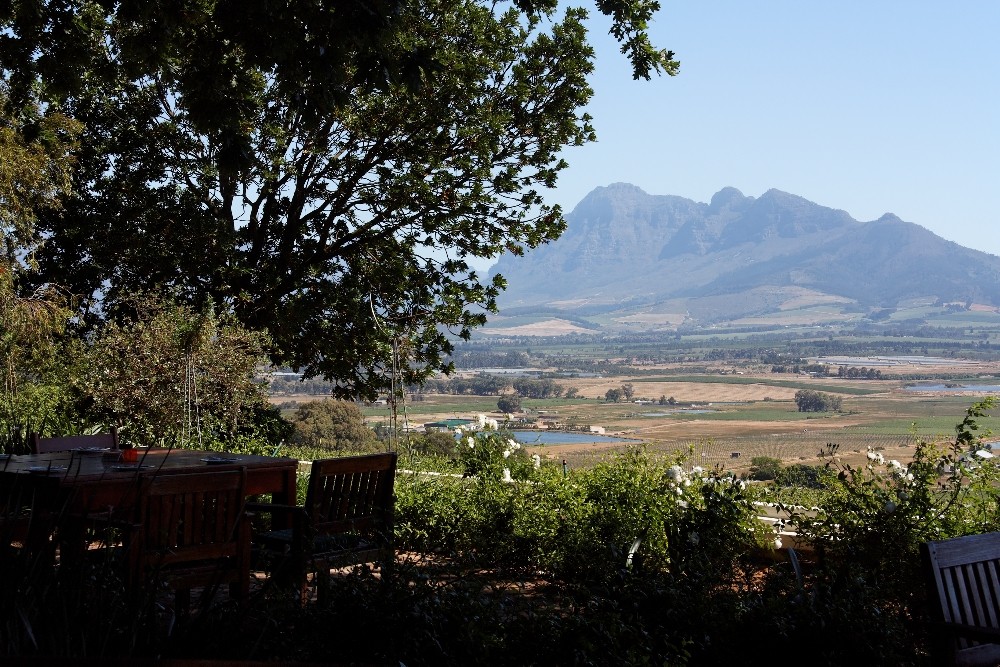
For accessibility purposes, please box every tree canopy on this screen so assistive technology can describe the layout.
[0,0,677,399]
[794,390,843,413]
[289,399,378,451]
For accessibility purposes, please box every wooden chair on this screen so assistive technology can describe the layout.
[922,532,1000,667]
[251,452,397,605]
[0,473,59,570]
[125,468,250,614]
[31,429,119,454]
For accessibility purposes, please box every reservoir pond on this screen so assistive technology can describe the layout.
[509,430,638,445]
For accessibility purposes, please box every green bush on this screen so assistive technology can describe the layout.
[397,445,768,581]
[748,455,782,481]
[455,429,535,481]
[785,397,1000,663]
[774,462,834,489]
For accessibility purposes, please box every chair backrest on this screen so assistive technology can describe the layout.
[305,452,397,536]
[130,468,248,575]
[31,430,118,454]
[922,532,1000,666]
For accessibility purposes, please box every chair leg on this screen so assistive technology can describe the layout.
[175,588,191,618]
[316,566,332,607]
[380,550,394,581]
[298,569,310,607]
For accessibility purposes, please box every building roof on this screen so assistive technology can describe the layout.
[424,419,475,429]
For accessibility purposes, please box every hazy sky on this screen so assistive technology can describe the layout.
[547,1,999,256]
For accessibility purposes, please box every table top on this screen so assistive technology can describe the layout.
[0,447,297,483]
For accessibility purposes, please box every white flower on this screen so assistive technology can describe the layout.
[691,466,704,475]
[774,537,783,550]
[666,465,683,481]
[467,437,475,449]
[884,500,897,513]
[677,499,689,509]
[675,487,684,496]
[889,459,903,470]
[532,454,541,469]
[975,449,994,459]
[502,449,511,458]
[502,468,513,483]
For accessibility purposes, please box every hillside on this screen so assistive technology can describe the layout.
[488,184,1000,332]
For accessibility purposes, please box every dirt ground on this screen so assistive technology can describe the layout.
[560,378,802,402]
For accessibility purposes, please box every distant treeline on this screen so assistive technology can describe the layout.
[450,350,532,369]
[270,372,565,399]
[417,375,564,398]
[269,375,341,395]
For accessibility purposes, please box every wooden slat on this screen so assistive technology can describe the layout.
[925,533,1000,665]
[972,562,990,627]
[986,562,1000,628]
[931,533,1000,569]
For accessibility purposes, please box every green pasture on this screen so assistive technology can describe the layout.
[634,375,885,395]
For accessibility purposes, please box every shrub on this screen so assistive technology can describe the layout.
[79,295,274,447]
[748,455,782,481]
[455,429,534,481]
[775,463,833,489]
[786,397,999,663]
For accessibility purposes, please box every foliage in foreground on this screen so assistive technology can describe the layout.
[2,401,999,665]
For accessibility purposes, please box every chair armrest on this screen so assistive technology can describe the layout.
[246,502,302,518]
[246,502,312,541]
[940,620,1000,643]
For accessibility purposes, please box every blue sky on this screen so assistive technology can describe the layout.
[545,1,999,256]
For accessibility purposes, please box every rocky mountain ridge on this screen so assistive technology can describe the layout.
[488,184,1000,331]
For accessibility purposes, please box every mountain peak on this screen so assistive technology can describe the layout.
[709,187,747,211]
[876,212,904,224]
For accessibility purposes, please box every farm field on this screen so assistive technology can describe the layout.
[279,364,1000,474]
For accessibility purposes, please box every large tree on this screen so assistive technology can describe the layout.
[0,0,677,399]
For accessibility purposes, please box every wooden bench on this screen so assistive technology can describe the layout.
[922,532,1000,666]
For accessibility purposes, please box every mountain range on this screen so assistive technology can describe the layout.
[486,184,1000,334]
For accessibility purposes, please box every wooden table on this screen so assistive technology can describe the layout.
[0,447,298,527]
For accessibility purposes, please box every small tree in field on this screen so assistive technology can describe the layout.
[794,389,843,412]
[497,394,522,414]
